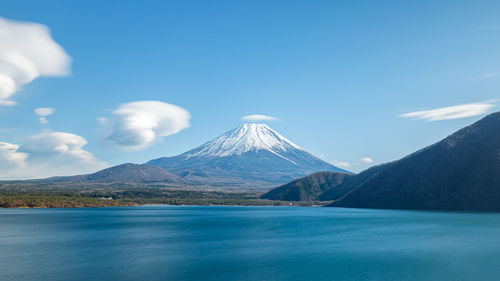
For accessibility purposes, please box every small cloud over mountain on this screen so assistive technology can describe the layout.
[336,162,351,168]
[105,101,191,149]
[0,17,71,106]
[241,114,278,122]
[332,157,374,171]
[359,157,373,164]
[399,101,495,121]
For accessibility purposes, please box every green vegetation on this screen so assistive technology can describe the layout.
[0,195,137,208]
[0,184,316,208]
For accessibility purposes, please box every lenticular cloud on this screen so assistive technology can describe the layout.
[0,17,71,105]
[0,131,107,179]
[107,101,191,148]
[241,114,278,122]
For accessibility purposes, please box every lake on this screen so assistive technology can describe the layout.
[1,206,500,281]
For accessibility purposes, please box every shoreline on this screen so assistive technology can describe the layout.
[0,202,321,209]
[0,187,328,208]
[0,201,324,209]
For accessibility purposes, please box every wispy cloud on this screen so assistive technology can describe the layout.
[105,101,191,149]
[241,114,278,122]
[480,73,497,78]
[0,17,71,106]
[399,101,496,121]
[0,100,16,106]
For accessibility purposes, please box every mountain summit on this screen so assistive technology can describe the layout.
[146,123,349,189]
[183,123,303,161]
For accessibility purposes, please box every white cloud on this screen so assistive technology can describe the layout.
[399,101,496,121]
[0,131,106,179]
[34,107,55,124]
[480,73,497,78]
[0,17,71,105]
[359,157,373,164]
[106,101,191,148]
[336,162,351,168]
[241,114,278,122]
[0,141,28,170]
[34,107,55,116]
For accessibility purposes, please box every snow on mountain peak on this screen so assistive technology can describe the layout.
[183,123,303,159]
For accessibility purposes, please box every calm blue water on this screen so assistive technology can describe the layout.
[1,206,500,281]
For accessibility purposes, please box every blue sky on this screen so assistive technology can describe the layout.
[0,0,499,178]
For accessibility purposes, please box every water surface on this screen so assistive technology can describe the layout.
[1,206,499,281]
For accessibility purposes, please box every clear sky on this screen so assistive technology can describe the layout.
[0,0,499,178]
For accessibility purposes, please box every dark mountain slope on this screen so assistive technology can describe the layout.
[329,112,500,211]
[319,163,393,201]
[261,172,354,201]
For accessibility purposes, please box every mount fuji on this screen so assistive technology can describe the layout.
[146,123,349,189]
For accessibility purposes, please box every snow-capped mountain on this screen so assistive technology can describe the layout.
[184,124,302,161]
[146,123,350,190]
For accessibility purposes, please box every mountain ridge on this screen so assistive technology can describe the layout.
[45,163,186,183]
[261,171,355,201]
[327,111,500,211]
